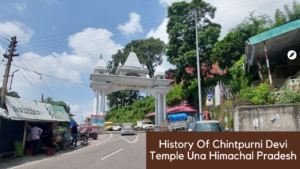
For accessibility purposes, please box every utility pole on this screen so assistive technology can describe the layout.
[0,36,19,108]
[195,12,203,121]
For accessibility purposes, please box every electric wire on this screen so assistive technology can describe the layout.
[17,0,284,43]
[18,0,294,53]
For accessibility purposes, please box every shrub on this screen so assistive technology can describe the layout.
[251,80,274,105]
[276,89,300,105]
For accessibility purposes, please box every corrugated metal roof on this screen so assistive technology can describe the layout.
[249,19,300,45]
[2,96,69,122]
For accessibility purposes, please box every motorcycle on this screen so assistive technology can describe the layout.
[78,130,89,143]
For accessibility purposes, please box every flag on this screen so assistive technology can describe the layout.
[41,94,44,102]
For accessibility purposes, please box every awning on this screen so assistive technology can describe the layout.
[1,96,70,122]
[167,113,188,122]
[51,105,71,122]
[245,19,300,72]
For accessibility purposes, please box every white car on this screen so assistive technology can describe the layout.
[112,124,122,131]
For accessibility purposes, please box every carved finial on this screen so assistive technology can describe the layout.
[131,46,133,52]
[100,54,102,59]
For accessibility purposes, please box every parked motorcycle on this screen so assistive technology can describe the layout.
[78,131,89,143]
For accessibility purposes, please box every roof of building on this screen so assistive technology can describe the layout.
[245,19,300,72]
[123,52,143,70]
[144,105,197,117]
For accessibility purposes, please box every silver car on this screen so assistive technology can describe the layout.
[188,120,225,132]
[121,123,135,135]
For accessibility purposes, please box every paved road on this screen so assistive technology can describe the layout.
[2,132,146,169]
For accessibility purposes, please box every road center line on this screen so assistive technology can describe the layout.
[100,148,124,160]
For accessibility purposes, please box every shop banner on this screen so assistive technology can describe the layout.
[206,93,213,107]
[4,96,57,121]
[90,115,105,126]
[51,105,71,122]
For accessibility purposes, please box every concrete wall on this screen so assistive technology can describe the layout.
[234,104,300,131]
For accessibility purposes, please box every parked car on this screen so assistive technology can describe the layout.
[113,124,122,131]
[188,120,225,132]
[186,120,197,131]
[121,123,135,135]
[87,129,98,140]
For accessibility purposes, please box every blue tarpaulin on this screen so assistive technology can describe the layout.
[168,113,188,122]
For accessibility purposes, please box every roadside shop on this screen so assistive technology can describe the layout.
[0,96,71,161]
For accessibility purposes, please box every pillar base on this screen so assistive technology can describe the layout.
[154,126,161,131]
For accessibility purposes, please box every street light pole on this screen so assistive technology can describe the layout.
[195,12,203,121]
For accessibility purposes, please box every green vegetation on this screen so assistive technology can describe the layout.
[0,87,21,98]
[276,89,300,105]
[165,0,221,85]
[105,96,155,124]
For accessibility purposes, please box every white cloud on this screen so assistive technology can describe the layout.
[68,28,123,63]
[147,18,169,44]
[159,0,191,7]
[0,21,34,44]
[70,104,80,112]
[0,23,123,121]
[13,3,26,13]
[117,12,144,36]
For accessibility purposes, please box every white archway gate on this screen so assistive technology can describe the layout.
[89,51,173,129]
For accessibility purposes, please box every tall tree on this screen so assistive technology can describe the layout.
[165,0,221,86]
[273,0,300,27]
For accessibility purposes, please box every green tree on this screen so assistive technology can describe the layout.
[273,0,300,27]
[165,0,221,85]
[0,87,20,98]
[44,97,54,104]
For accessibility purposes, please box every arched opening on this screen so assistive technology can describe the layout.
[125,72,140,77]
[105,89,155,125]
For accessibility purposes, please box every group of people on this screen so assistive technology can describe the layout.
[25,122,80,156]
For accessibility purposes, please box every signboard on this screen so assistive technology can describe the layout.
[51,105,71,122]
[4,96,57,121]
[118,84,147,90]
[206,93,213,107]
[90,115,105,126]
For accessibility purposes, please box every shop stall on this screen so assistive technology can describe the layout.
[0,96,71,160]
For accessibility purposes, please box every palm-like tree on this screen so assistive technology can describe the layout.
[44,97,54,104]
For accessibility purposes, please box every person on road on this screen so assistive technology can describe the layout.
[31,124,43,156]
[70,122,78,147]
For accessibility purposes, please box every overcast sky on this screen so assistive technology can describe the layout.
[0,0,295,122]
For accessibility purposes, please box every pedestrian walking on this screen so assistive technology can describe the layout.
[70,122,78,147]
[30,124,43,156]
